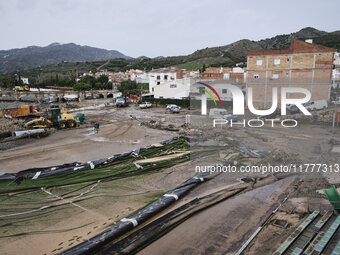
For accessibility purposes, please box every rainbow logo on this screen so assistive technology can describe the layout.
[198,82,223,107]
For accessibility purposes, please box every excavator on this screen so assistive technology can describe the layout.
[23,107,77,129]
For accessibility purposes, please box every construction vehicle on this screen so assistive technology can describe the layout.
[0,105,42,118]
[116,97,129,107]
[13,85,29,92]
[23,107,77,129]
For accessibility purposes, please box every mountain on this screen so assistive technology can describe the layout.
[0,43,130,73]
[9,27,340,77]
[179,27,334,66]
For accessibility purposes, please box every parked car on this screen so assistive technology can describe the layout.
[166,104,181,110]
[287,104,300,114]
[259,108,281,119]
[139,102,152,109]
[169,105,181,113]
[303,100,328,111]
[116,97,129,107]
[208,108,238,121]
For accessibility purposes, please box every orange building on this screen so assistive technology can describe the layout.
[200,67,232,80]
[247,40,335,108]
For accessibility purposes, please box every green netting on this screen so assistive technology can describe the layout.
[323,185,340,212]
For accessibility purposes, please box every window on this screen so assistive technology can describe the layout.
[286,72,289,77]
[274,58,280,65]
[152,88,154,92]
[157,75,160,80]
[256,59,263,66]
[254,74,259,79]
[272,73,279,79]
[170,84,177,88]
[222,89,228,94]
[157,81,160,85]
[170,77,174,80]
[164,75,168,80]
[286,58,290,62]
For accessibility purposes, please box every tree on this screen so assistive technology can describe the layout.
[118,80,139,96]
[202,64,206,73]
[73,82,91,91]
[0,74,15,88]
[94,82,104,90]
[106,81,113,90]
[79,75,96,88]
[97,75,109,84]
[91,67,97,75]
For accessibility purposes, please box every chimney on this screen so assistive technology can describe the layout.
[305,39,313,44]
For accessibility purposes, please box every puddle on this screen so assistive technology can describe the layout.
[90,137,109,142]
[83,128,97,136]
[81,108,116,115]
[246,180,283,202]
[331,146,340,153]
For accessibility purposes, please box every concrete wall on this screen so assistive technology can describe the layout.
[149,71,177,93]
[247,50,334,108]
[154,78,194,99]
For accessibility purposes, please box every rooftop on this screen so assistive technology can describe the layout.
[248,40,336,56]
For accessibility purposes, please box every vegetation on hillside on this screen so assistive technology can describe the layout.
[1,27,339,89]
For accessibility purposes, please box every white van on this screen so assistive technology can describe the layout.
[303,100,328,111]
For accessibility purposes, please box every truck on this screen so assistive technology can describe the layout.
[23,107,77,129]
[0,105,42,118]
[116,97,129,107]
[13,85,29,92]
[303,100,328,111]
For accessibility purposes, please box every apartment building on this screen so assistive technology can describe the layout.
[247,40,335,108]
[200,66,246,83]
[200,67,232,80]
[332,52,340,89]
[153,77,195,99]
[125,69,149,83]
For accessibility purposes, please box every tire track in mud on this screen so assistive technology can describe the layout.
[0,122,133,169]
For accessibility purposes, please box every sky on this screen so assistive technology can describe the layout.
[0,0,339,58]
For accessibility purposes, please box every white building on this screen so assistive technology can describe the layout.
[333,53,340,89]
[21,77,29,84]
[191,81,245,102]
[148,68,180,94]
[154,77,195,99]
[334,52,340,66]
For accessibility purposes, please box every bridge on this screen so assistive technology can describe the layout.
[0,89,120,102]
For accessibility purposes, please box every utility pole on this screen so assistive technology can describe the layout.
[333,101,338,134]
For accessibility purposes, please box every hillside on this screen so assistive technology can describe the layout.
[178,27,333,67]
[0,43,130,73]
[7,27,340,80]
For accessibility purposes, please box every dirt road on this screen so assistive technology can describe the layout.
[0,101,185,173]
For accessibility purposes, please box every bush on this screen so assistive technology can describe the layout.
[73,82,91,91]
[118,80,139,96]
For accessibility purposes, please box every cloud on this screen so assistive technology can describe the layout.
[0,0,338,57]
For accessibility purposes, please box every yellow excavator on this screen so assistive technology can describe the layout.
[23,107,77,129]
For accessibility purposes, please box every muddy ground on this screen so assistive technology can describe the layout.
[0,98,339,255]
[0,99,187,173]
